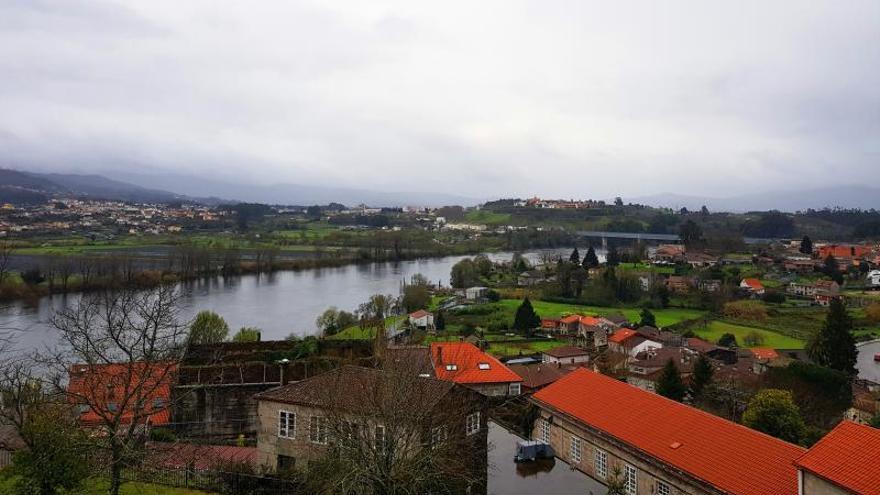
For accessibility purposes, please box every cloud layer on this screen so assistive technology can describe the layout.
[2,0,878,199]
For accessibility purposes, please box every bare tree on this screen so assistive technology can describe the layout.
[45,285,188,495]
[299,361,488,494]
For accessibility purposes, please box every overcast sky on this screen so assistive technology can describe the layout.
[1,0,878,199]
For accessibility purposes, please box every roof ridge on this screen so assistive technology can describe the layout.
[548,368,806,451]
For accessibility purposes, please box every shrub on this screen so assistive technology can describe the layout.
[743,331,765,347]
[149,428,177,443]
[723,300,768,322]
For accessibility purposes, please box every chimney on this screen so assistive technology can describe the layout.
[437,346,443,364]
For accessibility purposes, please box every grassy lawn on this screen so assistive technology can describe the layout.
[463,210,511,225]
[692,321,806,349]
[485,339,566,357]
[495,299,706,328]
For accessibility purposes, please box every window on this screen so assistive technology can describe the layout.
[569,436,582,463]
[445,364,458,371]
[278,410,295,439]
[657,481,670,495]
[539,419,551,443]
[466,412,481,436]
[277,455,295,471]
[624,464,637,495]
[509,382,521,395]
[375,425,386,454]
[594,449,607,479]
[478,363,490,370]
[309,416,328,444]
[431,425,448,448]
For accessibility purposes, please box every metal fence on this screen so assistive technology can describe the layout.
[123,465,301,495]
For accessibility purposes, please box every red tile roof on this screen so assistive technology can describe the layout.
[608,328,637,344]
[408,309,431,318]
[750,348,780,360]
[68,362,176,427]
[541,318,560,329]
[579,316,601,326]
[741,278,764,290]
[532,369,805,495]
[795,421,880,494]
[560,315,581,324]
[542,346,589,359]
[430,342,521,385]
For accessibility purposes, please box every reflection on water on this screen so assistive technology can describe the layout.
[1,250,578,352]
[488,422,605,495]
[515,458,556,477]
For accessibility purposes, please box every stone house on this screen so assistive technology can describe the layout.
[530,369,806,495]
[254,365,488,488]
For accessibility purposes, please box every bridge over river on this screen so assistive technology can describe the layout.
[575,230,779,246]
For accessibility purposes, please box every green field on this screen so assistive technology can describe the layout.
[463,210,512,225]
[494,299,706,328]
[692,321,806,349]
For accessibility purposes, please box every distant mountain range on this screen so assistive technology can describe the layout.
[0,168,482,207]
[104,171,482,207]
[0,168,225,205]
[631,186,880,213]
[3,166,876,211]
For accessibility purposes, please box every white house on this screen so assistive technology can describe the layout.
[465,287,489,301]
[629,338,663,358]
[541,346,590,365]
[867,270,880,287]
[408,310,434,330]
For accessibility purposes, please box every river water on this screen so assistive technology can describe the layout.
[0,249,573,353]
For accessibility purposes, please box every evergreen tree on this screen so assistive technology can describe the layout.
[583,246,600,269]
[679,219,703,247]
[606,247,620,267]
[823,255,844,284]
[807,298,857,375]
[638,308,656,328]
[656,359,687,402]
[512,297,541,333]
[717,333,738,348]
[690,354,714,400]
[435,310,446,331]
[569,247,580,265]
[799,235,813,255]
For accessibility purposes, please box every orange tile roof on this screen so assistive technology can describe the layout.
[430,342,521,385]
[560,314,581,324]
[532,369,805,495]
[408,309,430,318]
[795,421,880,494]
[608,328,637,344]
[68,362,176,427]
[742,278,764,290]
[750,348,780,360]
[579,316,601,326]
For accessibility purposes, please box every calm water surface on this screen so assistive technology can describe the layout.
[1,250,575,353]
[488,422,605,495]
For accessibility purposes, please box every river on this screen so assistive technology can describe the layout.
[0,249,576,353]
[857,340,880,383]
